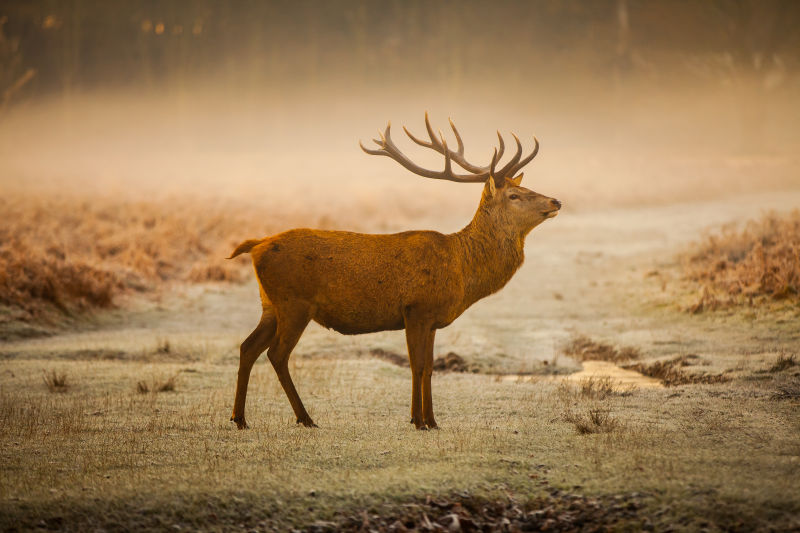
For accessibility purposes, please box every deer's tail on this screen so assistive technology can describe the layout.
[227,239,263,259]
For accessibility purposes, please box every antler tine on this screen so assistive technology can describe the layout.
[495,131,505,161]
[441,134,453,177]
[507,136,539,177]
[493,132,523,181]
[447,117,465,156]
[403,125,432,149]
[490,147,499,178]
[424,112,439,148]
[403,112,438,149]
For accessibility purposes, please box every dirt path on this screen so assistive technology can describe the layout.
[3,190,799,375]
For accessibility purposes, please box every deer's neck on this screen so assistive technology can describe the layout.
[455,208,525,307]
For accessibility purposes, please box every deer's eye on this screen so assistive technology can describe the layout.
[509,194,520,200]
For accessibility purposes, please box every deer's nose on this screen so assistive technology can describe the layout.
[550,198,562,209]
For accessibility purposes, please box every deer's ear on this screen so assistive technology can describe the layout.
[484,176,497,198]
[510,173,524,186]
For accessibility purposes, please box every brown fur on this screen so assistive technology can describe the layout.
[230,176,560,430]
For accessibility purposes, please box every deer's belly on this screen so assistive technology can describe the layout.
[311,296,464,335]
[313,307,405,335]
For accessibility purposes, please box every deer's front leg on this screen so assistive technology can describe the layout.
[421,328,437,429]
[404,315,434,430]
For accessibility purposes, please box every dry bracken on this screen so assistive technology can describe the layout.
[683,210,800,311]
[0,193,326,316]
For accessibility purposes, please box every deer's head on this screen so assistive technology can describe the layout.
[361,112,560,236]
[479,174,561,237]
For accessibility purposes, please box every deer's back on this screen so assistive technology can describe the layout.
[250,229,466,334]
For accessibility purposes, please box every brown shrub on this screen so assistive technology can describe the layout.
[0,243,120,312]
[683,210,800,311]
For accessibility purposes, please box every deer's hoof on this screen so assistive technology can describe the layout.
[297,418,318,428]
[231,416,249,430]
[412,419,427,430]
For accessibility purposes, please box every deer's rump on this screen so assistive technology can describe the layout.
[249,228,464,334]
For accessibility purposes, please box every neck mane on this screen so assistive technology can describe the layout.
[454,203,525,308]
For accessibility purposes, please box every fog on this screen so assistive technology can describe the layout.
[2,0,799,233]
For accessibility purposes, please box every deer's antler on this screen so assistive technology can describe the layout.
[360,113,539,185]
[360,121,489,183]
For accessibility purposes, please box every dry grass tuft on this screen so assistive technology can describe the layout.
[42,369,69,392]
[579,376,636,399]
[136,374,179,394]
[0,192,330,317]
[624,356,729,386]
[683,210,800,312]
[561,335,641,363]
[155,375,178,392]
[769,353,797,373]
[156,339,171,355]
[563,407,619,434]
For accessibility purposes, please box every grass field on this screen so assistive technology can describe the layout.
[1,347,798,531]
[2,193,799,531]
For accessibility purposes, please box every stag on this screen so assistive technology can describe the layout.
[229,113,560,430]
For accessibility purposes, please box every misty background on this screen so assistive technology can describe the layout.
[1,0,799,233]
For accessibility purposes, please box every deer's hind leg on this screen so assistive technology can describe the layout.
[231,306,277,429]
[267,302,315,427]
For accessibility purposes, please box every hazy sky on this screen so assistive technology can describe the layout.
[2,0,798,230]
